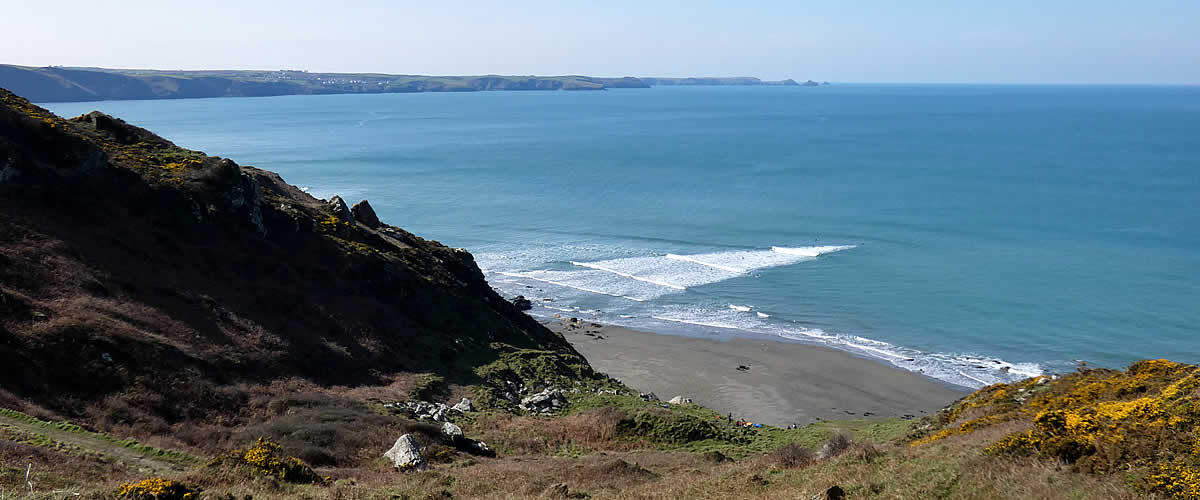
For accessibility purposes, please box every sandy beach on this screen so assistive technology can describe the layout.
[549,319,969,427]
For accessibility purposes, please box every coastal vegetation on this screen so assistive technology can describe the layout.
[0,87,1191,498]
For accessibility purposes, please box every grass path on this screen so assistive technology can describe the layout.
[0,409,201,475]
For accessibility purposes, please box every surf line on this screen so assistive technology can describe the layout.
[569,262,687,290]
[494,272,648,302]
[664,253,746,274]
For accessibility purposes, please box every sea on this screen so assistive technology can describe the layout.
[44,84,1200,390]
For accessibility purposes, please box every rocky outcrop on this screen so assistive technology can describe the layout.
[520,388,567,414]
[384,434,424,470]
[328,195,353,222]
[351,199,381,228]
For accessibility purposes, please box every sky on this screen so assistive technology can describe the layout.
[2,1,1198,84]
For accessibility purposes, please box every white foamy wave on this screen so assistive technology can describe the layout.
[729,304,752,312]
[570,261,688,290]
[495,271,649,302]
[771,245,857,257]
[625,303,1041,389]
[559,245,856,298]
[756,312,770,318]
[665,253,746,273]
[651,315,743,330]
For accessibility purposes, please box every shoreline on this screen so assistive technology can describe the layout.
[549,318,970,427]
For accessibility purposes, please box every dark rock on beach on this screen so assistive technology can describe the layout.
[511,295,533,311]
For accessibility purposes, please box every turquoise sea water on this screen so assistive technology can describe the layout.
[45,85,1200,389]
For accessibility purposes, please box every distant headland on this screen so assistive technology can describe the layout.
[0,64,824,103]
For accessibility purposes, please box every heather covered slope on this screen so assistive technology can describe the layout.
[0,87,597,425]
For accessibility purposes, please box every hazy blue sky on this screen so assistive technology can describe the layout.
[3,1,1198,83]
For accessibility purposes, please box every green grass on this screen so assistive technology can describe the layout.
[0,408,201,466]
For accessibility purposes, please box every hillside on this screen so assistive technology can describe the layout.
[0,86,607,426]
[1,87,1193,499]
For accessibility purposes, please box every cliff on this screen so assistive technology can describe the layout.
[0,65,652,102]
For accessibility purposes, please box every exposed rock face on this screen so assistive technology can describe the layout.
[384,434,424,470]
[351,199,381,228]
[668,395,693,405]
[328,195,353,222]
[511,295,533,311]
[520,388,567,414]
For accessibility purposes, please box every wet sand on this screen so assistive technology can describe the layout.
[549,320,969,427]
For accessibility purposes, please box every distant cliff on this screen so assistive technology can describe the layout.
[0,65,822,103]
[0,65,654,102]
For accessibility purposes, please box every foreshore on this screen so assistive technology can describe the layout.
[548,319,969,427]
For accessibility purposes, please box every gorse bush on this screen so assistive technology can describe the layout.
[223,438,324,484]
[116,478,196,500]
[910,359,1200,497]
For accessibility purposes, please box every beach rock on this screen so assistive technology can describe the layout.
[384,434,424,470]
[441,422,464,442]
[668,395,692,405]
[451,398,475,412]
[351,199,381,227]
[640,392,660,402]
[520,388,567,413]
[511,295,533,311]
[327,195,354,222]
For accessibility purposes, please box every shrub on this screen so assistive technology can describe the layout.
[223,438,324,484]
[116,478,197,500]
[768,443,816,469]
[614,408,730,444]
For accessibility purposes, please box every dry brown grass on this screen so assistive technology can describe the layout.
[471,407,632,455]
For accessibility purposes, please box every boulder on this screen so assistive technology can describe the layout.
[668,395,692,405]
[351,199,381,228]
[639,392,659,402]
[327,195,354,222]
[511,295,533,311]
[520,388,567,413]
[451,398,475,413]
[384,434,424,470]
[441,422,464,442]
